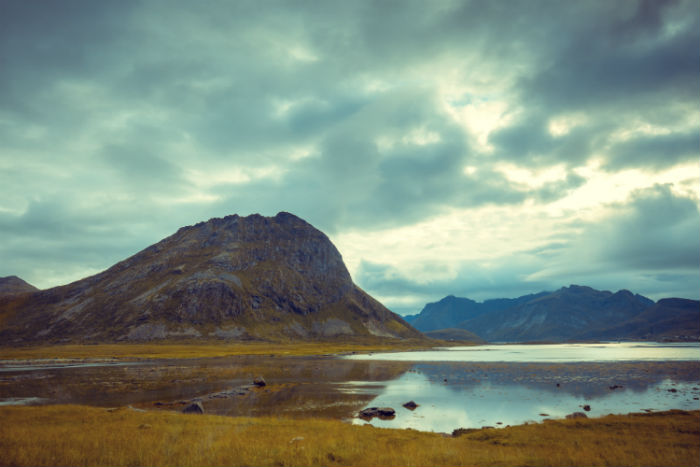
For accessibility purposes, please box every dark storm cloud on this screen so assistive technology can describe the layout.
[489,0,699,170]
[0,0,697,300]
[604,131,700,171]
[592,185,700,270]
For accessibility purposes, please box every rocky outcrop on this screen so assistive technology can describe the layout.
[0,212,421,343]
[358,407,396,420]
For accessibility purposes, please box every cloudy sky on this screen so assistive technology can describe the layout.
[1,0,698,314]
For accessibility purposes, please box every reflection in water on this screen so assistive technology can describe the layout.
[352,363,700,432]
[0,356,412,419]
[1,347,698,434]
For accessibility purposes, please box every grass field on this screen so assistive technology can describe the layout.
[0,339,442,361]
[0,405,697,467]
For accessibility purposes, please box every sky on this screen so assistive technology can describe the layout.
[1,0,698,315]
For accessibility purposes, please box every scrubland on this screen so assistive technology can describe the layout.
[0,405,697,467]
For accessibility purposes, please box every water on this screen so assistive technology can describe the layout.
[348,365,699,432]
[345,342,700,363]
[344,342,700,432]
[1,343,697,434]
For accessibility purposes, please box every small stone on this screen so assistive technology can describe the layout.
[253,377,266,387]
[182,401,204,414]
[402,400,419,410]
[583,404,591,411]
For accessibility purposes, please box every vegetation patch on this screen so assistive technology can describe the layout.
[0,338,440,361]
[0,405,697,467]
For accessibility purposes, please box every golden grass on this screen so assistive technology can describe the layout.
[1,405,697,467]
[0,339,439,361]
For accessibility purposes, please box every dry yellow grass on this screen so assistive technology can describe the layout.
[0,339,439,361]
[0,405,697,467]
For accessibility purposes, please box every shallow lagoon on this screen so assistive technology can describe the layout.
[346,342,700,431]
[1,343,698,433]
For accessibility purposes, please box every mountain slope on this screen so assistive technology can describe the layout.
[575,298,700,341]
[0,212,420,343]
[0,276,38,295]
[461,286,654,342]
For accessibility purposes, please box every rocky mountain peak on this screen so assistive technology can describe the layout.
[0,213,419,343]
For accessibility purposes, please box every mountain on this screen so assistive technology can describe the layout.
[575,298,700,341]
[409,285,698,342]
[407,292,548,332]
[423,328,486,343]
[0,212,420,343]
[0,276,38,295]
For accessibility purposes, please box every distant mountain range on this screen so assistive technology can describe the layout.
[404,285,699,342]
[0,212,419,343]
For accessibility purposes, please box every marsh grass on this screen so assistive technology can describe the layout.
[1,405,697,467]
[0,339,438,361]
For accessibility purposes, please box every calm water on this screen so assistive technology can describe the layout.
[344,342,700,432]
[1,343,698,433]
[345,342,700,362]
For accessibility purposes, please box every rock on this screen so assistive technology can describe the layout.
[182,401,204,414]
[583,404,591,411]
[539,413,549,416]
[609,385,623,390]
[566,412,588,419]
[402,400,419,410]
[253,377,266,387]
[668,388,678,393]
[358,407,395,420]
[452,428,478,437]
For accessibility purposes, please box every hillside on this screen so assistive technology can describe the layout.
[0,212,420,343]
[0,276,38,295]
[409,286,698,342]
[575,298,700,341]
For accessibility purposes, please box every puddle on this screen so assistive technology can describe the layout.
[0,396,45,406]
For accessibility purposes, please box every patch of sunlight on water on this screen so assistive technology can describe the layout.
[345,342,700,362]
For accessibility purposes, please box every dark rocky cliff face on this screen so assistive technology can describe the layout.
[0,212,420,343]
